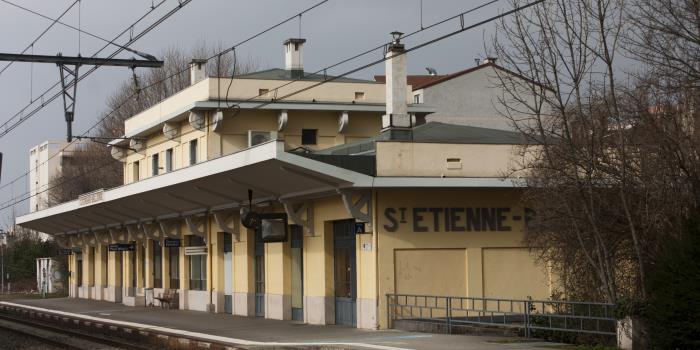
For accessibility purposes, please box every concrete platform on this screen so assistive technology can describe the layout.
[3,298,557,350]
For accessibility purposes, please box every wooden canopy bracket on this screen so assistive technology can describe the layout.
[184,215,207,241]
[159,219,181,239]
[213,210,240,242]
[281,200,315,236]
[108,227,129,244]
[141,221,164,241]
[338,189,372,224]
[54,235,70,248]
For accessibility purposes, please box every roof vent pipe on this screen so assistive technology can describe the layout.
[381,31,412,140]
[190,58,207,85]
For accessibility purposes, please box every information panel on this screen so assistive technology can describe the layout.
[108,243,136,252]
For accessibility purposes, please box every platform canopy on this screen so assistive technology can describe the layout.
[16,141,373,236]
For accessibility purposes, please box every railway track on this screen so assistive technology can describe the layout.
[0,313,157,350]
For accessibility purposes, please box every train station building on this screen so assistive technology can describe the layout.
[16,36,552,329]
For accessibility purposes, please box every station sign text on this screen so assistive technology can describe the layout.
[383,206,533,233]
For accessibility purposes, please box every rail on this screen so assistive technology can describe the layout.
[386,293,616,337]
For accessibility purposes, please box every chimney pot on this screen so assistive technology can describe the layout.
[189,58,207,85]
[284,38,306,76]
[483,57,497,64]
[382,31,411,139]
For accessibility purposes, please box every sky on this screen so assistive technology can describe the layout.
[0,0,506,226]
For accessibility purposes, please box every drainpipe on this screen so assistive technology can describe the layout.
[208,221,214,312]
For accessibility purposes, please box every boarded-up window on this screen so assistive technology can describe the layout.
[394,249,466,296]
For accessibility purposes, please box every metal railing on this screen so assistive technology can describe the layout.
[387,294,616,337]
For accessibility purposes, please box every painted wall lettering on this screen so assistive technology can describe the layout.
[384,207,398,232]
[382,206,533,233]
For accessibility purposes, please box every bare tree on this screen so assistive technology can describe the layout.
[49,43,260,204]
[489,0,696,306]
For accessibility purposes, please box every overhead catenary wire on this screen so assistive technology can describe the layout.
[0,0,189,194]
[0,0,79,78]
[0,0,175,140]
[0,0,163,61]
[0,0,542,215]
[0,0,332,204]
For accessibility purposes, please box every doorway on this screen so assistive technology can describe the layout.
[254,227,265,317]
[223,233,233,314]
[333,219,357,326]
[76,252,83,293]
[115,251,122,303]
[129,247,136,297]
[291,226,304,321]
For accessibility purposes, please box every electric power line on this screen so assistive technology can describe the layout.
[0,0,542,214]
[0,0,176,139]
[0,0,332,203]
[0,0,166,61]
[0,0,79,78]
[0,0,189,194]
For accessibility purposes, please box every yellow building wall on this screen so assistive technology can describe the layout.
[376,188,551,329]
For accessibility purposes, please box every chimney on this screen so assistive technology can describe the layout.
[381,31,412,140]
[483,57,497,65]
[284,38,306,79]
[190,58,207,85]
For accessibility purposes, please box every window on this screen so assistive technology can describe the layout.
[152,153,159,176]
[188,235,207,291]
[258,88,270,97]
[132,161,140,182]
[169,246,179,289]
[301,129,317,145]
[165,148,173,172]
[189,139,198,165]
[354,91,365,100]
[413,93,422,104]
[153,240,162,289]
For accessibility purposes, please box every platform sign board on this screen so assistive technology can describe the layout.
[57,248,73,256]
[108,243,135,252]
[354,222,367,234]
[164,238,181,247]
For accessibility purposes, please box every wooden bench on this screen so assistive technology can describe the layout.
[154,289,176,309]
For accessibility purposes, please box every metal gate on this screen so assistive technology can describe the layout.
[224,233,233,314]
[334,220,357,326]
[255,227,265,317]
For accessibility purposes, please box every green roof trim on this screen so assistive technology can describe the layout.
[316,122,537,156]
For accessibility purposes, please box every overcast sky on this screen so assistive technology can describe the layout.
[0,0,505,225]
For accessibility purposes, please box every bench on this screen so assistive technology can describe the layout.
[154,289,176,309]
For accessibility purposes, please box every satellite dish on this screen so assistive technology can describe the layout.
[240,189,261,229]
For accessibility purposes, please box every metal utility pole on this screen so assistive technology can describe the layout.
[0,230,5,295]
[0,53,164,141]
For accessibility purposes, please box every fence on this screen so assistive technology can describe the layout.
[386,293,616,337]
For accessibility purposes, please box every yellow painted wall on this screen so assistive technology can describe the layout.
[375,142,537,178]
[482,248,549,299]
[233,228,255,294]
[376,188,550,328]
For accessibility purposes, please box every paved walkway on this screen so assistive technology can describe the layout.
[4,298,559,350]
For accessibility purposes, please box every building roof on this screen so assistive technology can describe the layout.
[315,121,534,156]
[235,68,375,83]
[375,63,554,92]
[373,74,446,88]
